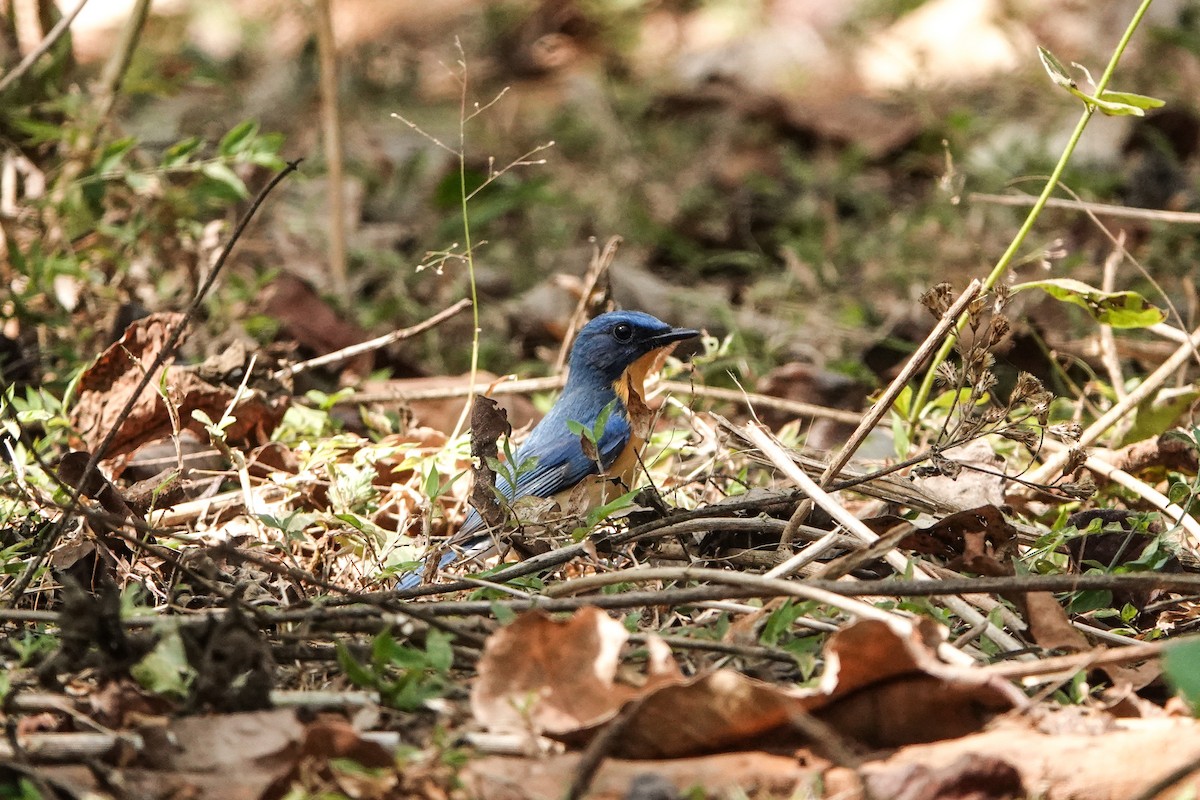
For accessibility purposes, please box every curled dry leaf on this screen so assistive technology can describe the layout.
[470,395,513,530]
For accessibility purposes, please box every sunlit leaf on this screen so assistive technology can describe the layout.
[1012,278,1165,328]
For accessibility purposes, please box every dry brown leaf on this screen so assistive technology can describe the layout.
[470,396,513,530]
[471,607,684,740]
[71,320,289,459]
[828,719,1200,800]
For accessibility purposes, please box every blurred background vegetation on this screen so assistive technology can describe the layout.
[2,0,1198,399]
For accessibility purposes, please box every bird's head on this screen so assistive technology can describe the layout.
[568,311,699,387]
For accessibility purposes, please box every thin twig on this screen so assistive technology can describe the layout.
[970,191,1200,225]
[337,376,866,425]
[0,0,91,95]
[744,422,1028,657]
[271,298,472,380]
[1043,439,1200,545]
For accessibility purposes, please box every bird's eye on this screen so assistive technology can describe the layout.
[612,322,634,342]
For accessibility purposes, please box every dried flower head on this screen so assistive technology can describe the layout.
[1009,372,1045,404]
[1059,475,1096,500]
[1061,447,1088,478]
[1049,422,1082,443]
[934,361,960,387]
[920,283,954,317]
[987,314,1011,348]
[993,284,1012,313]
[1000,425,1041,448]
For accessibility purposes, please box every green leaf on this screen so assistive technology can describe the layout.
[335,641,379,689]
[424,629,454,673]
[1071,86,1149,117]
[131,626,196,699]
[94,136,137,175]
[1037,46,1076,88]
[219,120,259,156]
[200,161,248,198]
[1164,638,1200,713]
[585,488,640,527]
[1095,90,1165,111]
[1012,279,1165,328]
[162,136,202,168]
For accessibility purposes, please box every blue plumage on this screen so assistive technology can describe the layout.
[399,310,698,588]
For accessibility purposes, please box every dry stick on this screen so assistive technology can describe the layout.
[9,570,1197,628]
[337,376,864,425]
[271,297,472,380]
[555,236,621,373]
[1098,236,1129,402]
[0,0,91,94]
[312,0,349,304]
[1027,323,1200,487]
[777,280,982,553]
[2,162,301,607]
[742,422,1029,657]
[361,571,1200,622]
[969,192,1200,225]
[1128,754,1200,800]
[547,566,912,626]
[660,381,864,425]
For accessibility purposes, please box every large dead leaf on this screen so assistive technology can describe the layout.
[472,607,683,738]
[71,318,290,459]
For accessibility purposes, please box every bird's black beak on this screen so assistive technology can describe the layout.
[647,326,700,349]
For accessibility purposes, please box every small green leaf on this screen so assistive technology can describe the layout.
[1076,87,1148,117]
[335,641,378,688]
[1164,638,1200,713]
[1037,46,1075,88]
[1095,90,1165,111]
[585,488,640,527]
[1012,278,1165,328]
[219,120,259,156]
[94,136,137,175]
[131,626,196,699]
[162,136,202,168]
[200,161,248,198]
[425,629,454,673]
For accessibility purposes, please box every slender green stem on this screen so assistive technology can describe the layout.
[450,44,481,444]
[909,0,1155,429]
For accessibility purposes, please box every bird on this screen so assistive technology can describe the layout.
[400,310,700,588]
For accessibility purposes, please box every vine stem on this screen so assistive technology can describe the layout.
[909,0,1156,428]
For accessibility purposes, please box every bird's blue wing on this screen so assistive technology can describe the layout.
[398,400,633,588]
